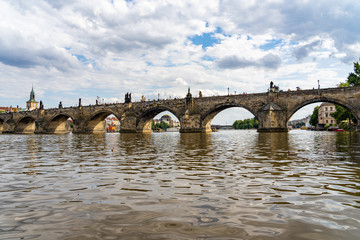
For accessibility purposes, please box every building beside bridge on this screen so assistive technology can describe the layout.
[0,106,24,113]
[159,114,173,127]
[105,116,120,132]
[318,102,337,126]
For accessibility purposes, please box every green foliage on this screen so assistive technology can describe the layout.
[309,106,319,126]
[331,59,360,126]
[337,59,360,87]
[331,105,356,124]
[233,117,259,129]
[292,122,305,128]
[337,82,350,87]
[152,120,171,131]
[298,122,305,128]
[347,60,360,86]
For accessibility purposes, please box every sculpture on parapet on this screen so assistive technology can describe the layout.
[141,95,146,102]
[39,100,44,110]
[125,92,132,103]
[59,101,63,109]
[269,81,279,93]
[199,91,203,98]
[186,87,192,98]
[186,87,193,107]
[79,98,82,107]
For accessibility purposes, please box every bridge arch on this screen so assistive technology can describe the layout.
[288,97,360,123]
[201,103,257,132]
[47,114,74,133]
[136,106,181,133]
[15,116,36,133]
[86,110,122,133]
[3,119,15,133]
[0,118,3,133]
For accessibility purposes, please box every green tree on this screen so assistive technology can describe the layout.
[347,60,360,86]
[158,121,170,130]
[233,117,259,129]
[330,59,360,125]
[309,106,319,126]
[152,120,171,131]
[331,104,356,124]
[295,122,305,128]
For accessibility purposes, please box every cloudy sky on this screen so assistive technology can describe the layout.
[1,0,359,123]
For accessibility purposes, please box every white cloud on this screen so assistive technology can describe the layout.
[0,0,359,123]
[175,77,188,86]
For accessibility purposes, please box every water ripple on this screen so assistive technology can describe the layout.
[0,131,360,239]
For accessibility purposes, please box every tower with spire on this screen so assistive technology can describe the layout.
[26,86,39,110]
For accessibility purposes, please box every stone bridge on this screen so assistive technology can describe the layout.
[1,86,360,134]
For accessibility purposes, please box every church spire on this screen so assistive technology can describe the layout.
[30,85,35,101]
[26,85,38,110]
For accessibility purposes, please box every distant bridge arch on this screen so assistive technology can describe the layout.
[287,97,360,123]
[47,113,74,133]
[3,119,15,133]
[201,102,257,132]
[86,110,122,133]
[15,116,36,133]
[136,106,182,133]
[0,119,3,133]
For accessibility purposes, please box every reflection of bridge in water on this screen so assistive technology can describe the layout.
[1,86,360,134]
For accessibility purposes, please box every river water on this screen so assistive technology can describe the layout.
[0,130,360,240]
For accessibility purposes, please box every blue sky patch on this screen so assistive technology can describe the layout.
[260,39,283,50]
[189,27,223,49]
[202,55,215,61]
[75,54,89,64]
[74,54,100,71]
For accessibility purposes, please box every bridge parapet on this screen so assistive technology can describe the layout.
[1,86,360,134]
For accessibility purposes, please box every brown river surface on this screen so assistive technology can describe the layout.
[1,130,360,240]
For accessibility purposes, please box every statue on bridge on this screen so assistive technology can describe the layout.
[125,92,132,103]
[79,98,82,107]
[186,87,193,108]
[39,100,44,110]
[59,101,63,109]
[269,81,280,93]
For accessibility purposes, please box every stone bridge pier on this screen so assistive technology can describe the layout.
[257,104,288,132]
